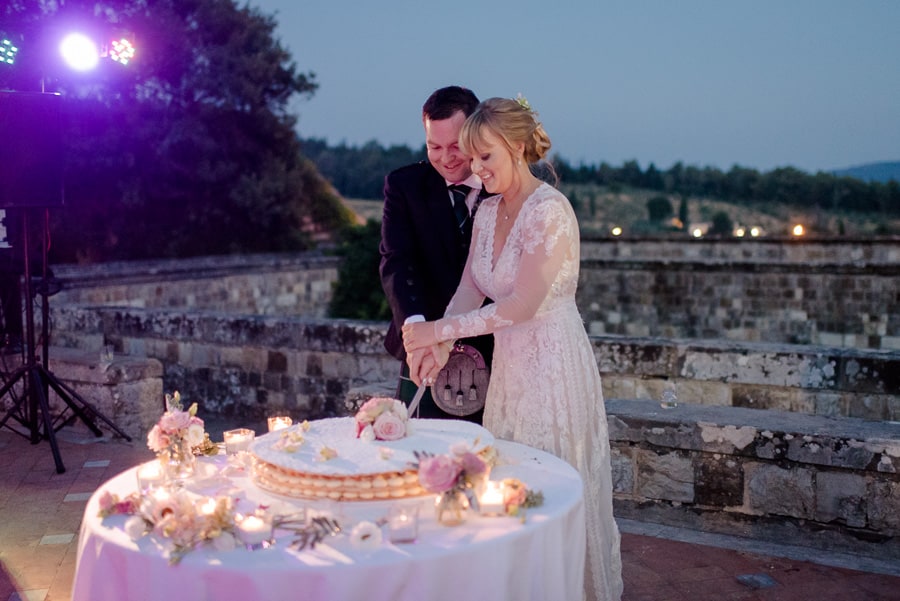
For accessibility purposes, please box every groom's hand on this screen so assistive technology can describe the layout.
[407,347,433,386]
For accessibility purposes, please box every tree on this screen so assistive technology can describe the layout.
[2,0,352,262]
[708,211,734,237]
[647,195,674,223]
[677,195,689,231]
[328,220,390,320]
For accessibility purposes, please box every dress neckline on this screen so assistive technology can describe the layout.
[489,182,546,270]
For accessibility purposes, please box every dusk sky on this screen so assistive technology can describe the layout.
[248,0,899,174]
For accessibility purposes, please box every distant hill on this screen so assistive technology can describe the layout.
[832,161,900,183]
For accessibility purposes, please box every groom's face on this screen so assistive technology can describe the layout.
[424,110,471,184]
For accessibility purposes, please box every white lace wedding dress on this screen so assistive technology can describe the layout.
[432,182,624,601]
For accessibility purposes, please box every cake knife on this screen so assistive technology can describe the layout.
[407,382,427,418]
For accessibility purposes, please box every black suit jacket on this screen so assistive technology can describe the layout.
[379,161,493,364]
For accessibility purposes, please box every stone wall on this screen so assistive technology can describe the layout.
[43,240,900,353]
[578,237,900,350]
[0,347,163,441]
[593,337,899,421]
[49,306,398,423]
[51,253,339,317]
[48,307,899,424]
[608,399,900,560]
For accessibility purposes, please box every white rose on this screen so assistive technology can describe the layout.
[359,424,376,443]
[392,399,409,421]
[186,423,206,446]
[349,521,383,551]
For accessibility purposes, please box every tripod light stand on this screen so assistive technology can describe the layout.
[0,209,132,473]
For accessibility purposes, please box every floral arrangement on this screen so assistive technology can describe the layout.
[99,489,343,563]
[99,488,243,564]
[355,396,408,442]
[415,441,489,517]
[147,392,217,461]
[500,477,545,521]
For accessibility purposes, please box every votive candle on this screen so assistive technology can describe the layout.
[223,428,255,454]
[197,497,218,516]
[237,515,272,547]
[479,481,506,516]
[388,505,419,544]
[136,460,165,492]
[267,416,293,432]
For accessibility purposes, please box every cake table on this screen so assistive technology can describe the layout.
[72,440,586,601]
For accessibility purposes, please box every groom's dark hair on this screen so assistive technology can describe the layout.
[422,86,479,122]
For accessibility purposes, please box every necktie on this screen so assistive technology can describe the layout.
[448,184,471,234]
[473,186,490,219]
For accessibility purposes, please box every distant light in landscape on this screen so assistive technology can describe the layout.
[109,37,135,65]
[60,33,99,71]
[692,227,703,238]
[750,227,761,237]
[1,38,18,65]
[792,224,805,237]
[611,226,622,237]
[735,227,746,238]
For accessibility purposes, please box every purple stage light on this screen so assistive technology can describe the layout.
[1,38,18,65]
[59,33,99,71]
[108,37,135,66]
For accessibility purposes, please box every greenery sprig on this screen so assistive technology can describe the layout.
[275,515,342,551]
[515,93,533,112]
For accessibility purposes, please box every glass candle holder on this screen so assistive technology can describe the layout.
[387,504,419,544]
[223,428,255,454]
[136,460,166,493]
[479,481,506,516]
[237,514,273,550]
[267,416,293,432]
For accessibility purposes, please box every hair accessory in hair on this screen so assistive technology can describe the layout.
[515,93,533,113]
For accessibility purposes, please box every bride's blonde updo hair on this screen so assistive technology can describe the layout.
[459,96,555,175]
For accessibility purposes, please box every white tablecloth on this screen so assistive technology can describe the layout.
[73,440,585,601]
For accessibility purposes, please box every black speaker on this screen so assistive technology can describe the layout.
[0,91,64,208]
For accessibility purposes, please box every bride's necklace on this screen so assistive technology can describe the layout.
[499,178,540,223]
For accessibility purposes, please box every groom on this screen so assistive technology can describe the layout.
[379,86,493,423]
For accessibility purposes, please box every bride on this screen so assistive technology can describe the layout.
[402,96,623,601]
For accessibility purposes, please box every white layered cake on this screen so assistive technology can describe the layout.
[251,417,494,501]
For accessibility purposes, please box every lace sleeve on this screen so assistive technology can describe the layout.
[433,193,576,341]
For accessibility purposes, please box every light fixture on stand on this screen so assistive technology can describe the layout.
[0,91,132,474]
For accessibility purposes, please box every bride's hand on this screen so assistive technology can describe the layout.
[402,321,437,353]
[410,343,451,385]
[407,348,435,386]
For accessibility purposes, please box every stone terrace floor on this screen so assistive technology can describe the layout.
[2,420,899,601]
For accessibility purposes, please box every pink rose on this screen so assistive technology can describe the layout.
[146,425,170,453]
[98,490,116,513]
[159,410,191,434]
[417,455,462,493]
[372,412,406,441]
[459,452,488,478]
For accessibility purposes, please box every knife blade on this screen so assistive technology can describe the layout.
[407,382,427,418]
